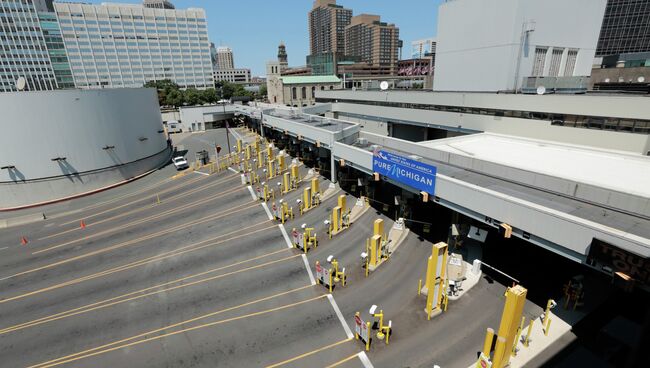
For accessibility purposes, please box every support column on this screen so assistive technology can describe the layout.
[330,149,337,184]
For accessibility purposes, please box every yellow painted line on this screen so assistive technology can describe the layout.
[28,293,326,368]
[53,173,207,228]
[265,338,354,368]
[41,173,238,241]
[31,183,246,255]
[0,222,275,305]
[324,353,361,368]
[0,200,260,283]
[0,249,296,335]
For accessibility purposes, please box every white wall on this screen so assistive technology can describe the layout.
[0,88,167,181]
[434,0,607,92]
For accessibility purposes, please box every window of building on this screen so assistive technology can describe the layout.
[564,49,578,76]
[312,86,316,98]
[532,47,547,76]
[548,48,564,77]
[292,87,296,99]
[301,86,306,99]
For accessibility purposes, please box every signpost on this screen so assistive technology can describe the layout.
[372,150,437,194]
[354,312,371,351]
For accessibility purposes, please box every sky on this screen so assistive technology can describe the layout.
[82,0,444,76]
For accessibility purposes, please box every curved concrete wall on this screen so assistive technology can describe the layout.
[0,88,170,209]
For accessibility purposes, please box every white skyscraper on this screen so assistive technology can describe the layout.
[53,1,213,89]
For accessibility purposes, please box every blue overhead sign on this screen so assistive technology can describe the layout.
[372,150,437,194]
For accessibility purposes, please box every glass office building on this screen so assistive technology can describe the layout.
[596,0,650,56]
[0,0,59,92]
[53,2,213,89]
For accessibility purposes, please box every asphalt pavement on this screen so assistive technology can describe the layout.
[0,127,527,368]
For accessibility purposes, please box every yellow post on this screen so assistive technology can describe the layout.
[369,234,381,267]
[236,139,242,153]
[524,319,534,347]
[482,328,495,356]
[424,242,448,319]
[277,155,286,172]
[338,195,347,214]
[266,146,274,161]
[291,164,299,185]
[373,219,384,238]
[329,270,333,293]
[283,172,290,193]
[303,187,312,210]
[254,139,261,154]
[355,312,360,340]
[542,299,553,333]
[492,337,508,368]
[311,177,319,195]
[263,184,270,201]
[418,279,422,296]
[544,317,552,336]
[245,145,251,160]
[156,194,160,204]
[257,150,263,169]
[365,322,371,351]
[332,206,341,234]
[267,159,275,179]
[512,317,525,356]
[494,285,527,368]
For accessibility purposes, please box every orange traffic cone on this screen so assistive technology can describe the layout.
[80,220,86,229]
[20,236,28,245]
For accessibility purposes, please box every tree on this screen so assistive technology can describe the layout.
[258,84,267,98]
[145,79,181,107]
[166,89,184,107]
[183,88,201,106]
[202,88,218,104]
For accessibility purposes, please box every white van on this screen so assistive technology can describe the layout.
[167,120,182,133]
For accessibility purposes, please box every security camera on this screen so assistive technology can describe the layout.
[301,223,307,229]
[369,305,377,315]
[327,255,334,263]
[296,199,302,204]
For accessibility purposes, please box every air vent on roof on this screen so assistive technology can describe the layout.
[357,138,369,146]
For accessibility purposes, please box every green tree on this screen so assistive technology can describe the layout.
[258,84,267,98]
[166,89,184,107]
[145,79,181,107]
[183,88,201,106]
[202,88,218,104]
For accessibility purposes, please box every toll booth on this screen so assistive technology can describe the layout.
[195,150,209,165]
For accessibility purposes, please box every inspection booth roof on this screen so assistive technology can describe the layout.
[418,133,650,200]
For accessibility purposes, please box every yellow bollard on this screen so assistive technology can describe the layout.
[282,172,290,193]
[328,269,333,293]
[311,177,319,195]
[418,279,422,296]
[492,336,508,368]
[524,319,534,347]
[482,328,495,357]
[332,206,341,234]
[494,285,527,368]
[303,187,312,210]
[245,145,251,160]
[290,164,299,186]
[424,242,448,319]
[544,317,552,336]
[369,234,381,268]
[512,316,525,356]
[266,146,274,161]
[365,321,371,351]
[267,159,275,179]
[236,139,242,153]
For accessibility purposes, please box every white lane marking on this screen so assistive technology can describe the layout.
[327,294,354,339]
[0,247,8,251]
[246,185,257,201]
[228,127,243,141]
[193,170,209,176]
[227,167,238,174]
[260,202,273,220]
[278,224,293,249]
[357,352,374,368]
[301,254,316,286]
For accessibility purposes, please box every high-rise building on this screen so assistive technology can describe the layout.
[596,0,650,57]
[411,38,436,62]
[215,46,234,70]
[309,0,352,56]
[0,0,59,92]
[434,0,606,92]
[38,11,75,89]
[344,14,400,75]
[53,1,213,89]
